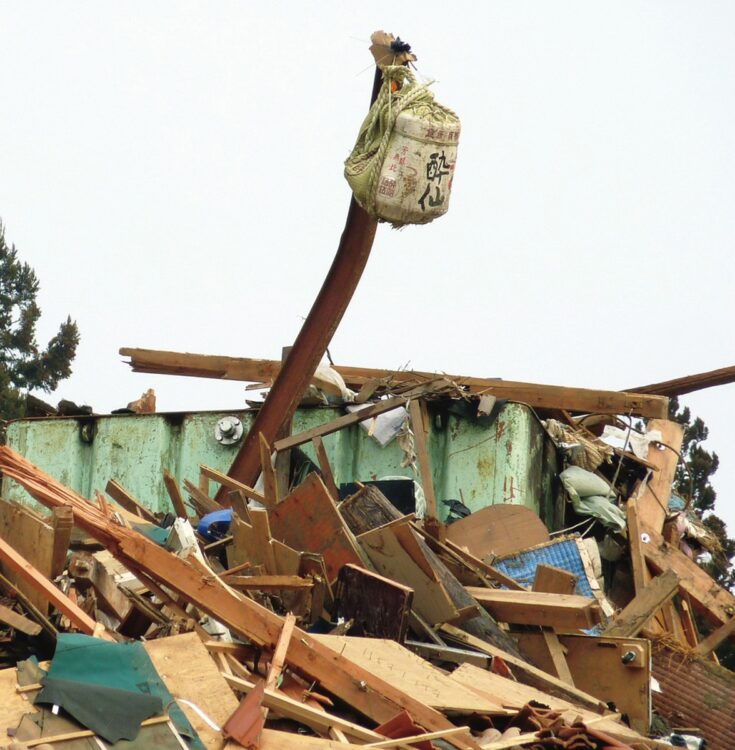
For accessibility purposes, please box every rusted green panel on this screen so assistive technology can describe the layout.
[3,402,560,526]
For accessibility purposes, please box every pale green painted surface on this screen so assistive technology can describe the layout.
[3,402,561,526]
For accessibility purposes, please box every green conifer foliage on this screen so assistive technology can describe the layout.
[0,222,79,422]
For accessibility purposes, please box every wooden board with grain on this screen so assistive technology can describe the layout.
[358,521,459,625]
[465,588,602,630]
[145,632,239,750]
[634,419,684,534]
[268,473,365,584]
[0,499,70,614]
[514,633,651,735]
[120,348,670,418]
[445,505,549,560]
[334,564,413,642]
[314,635,505,714]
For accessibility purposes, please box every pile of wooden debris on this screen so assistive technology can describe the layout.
[1,352,735,750]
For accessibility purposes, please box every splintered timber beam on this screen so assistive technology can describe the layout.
[0,446,480,750]
[603,569,680,638]
[642,528,735,641]
[119,347,669,419]
[627,363,735,397]
[465,589,603,630]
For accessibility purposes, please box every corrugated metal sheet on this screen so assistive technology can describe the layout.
[652,646,735,750]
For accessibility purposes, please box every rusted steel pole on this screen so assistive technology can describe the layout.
[219,69,382,496]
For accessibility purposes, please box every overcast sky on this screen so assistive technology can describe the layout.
[1,3,734,528]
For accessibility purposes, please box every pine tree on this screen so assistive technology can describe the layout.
[668,396,735,588]
[0,221,79,422]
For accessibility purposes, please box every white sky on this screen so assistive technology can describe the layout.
[1,3,734,528]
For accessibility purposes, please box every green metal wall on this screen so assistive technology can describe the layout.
[3,402,561,526]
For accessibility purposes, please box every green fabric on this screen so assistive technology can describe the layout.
[133,522,169,546]
[36,679,161,743]
[18,705,185,750]
[34,634,203,749]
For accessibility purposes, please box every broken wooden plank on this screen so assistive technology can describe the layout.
[226,575,314,591]
[0,536,106,638]
[405,641,492,669]
[533,564,577,595]
[339,487,521,655]
[182,479,221,515]
[449,662,647,747]
[228,512,298,575]
[364,727,472,748]
[259,433,279,507]
[436,537,526,591]
[439,624,609,715]
[465,588,603,630]
[633,419,684,534]
[68,550,133,621]
[50,507,73,578]
[200,464,266,505]
[120,348,669,417]
[340,484,404,535]
[603,569,680,637]
[314,635,503,714]
[222,672,383,743]
[274,394,420,453]
[105,480,158,523]
[627,363,735,397]
[225,612,297,749]
[312,436,339,500]
[642,528,735,639]
[514,632,651,736]
[408,398,439,526]
[334,564,413,642]
[268,473,366,584]
[540,629,575,687]
[0,603,42,636]
[0,498,71,614]
[694,617,735,657]
[162,470,190,519]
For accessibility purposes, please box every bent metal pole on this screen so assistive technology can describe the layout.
[218,67,384,496]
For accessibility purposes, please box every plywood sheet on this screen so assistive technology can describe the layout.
[358,522,459,625]
[268,473,365,583]
[515,633,650,735]
[315,635,502,714]
[145,633,238,749]
[0,498,55,612]
[446,504,549,560]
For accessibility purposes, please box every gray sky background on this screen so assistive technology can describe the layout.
[2,3,734,529]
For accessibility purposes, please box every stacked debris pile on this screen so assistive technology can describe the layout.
[0,357,733,749]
